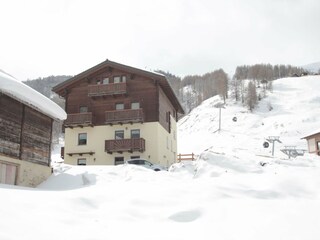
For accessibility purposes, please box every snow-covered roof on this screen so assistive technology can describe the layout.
[0,71,66,121]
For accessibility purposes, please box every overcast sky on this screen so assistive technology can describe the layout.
[1,0,319,80]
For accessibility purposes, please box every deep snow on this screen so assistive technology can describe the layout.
[1,76,320,240]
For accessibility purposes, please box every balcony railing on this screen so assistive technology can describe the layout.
[105,109,144,125]
[64,112,93,127]
[105,138,145,154]
[88,83,127,97]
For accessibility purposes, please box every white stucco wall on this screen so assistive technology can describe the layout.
[64,118,177,168]
[0,155,52,187]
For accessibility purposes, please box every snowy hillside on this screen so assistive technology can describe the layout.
[302,61,320,73]
[179,75,320,158]
[1,76,320,240]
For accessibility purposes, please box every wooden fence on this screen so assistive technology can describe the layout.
[177,153,196,162]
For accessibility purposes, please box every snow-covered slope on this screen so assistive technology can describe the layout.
[178,75,320,159]
[1,76,320,240]
[302,61,320,73]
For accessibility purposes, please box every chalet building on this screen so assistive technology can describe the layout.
[52,59,184,168]
[0,71,66,187]
[302,130,320,156]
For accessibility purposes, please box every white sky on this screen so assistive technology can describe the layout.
[1,0,319,80]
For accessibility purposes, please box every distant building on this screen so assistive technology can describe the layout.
[0,71,66,187]
[52,59,184,168]
[302,130,320,156]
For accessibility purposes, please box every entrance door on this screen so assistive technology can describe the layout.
[0,162,17,185]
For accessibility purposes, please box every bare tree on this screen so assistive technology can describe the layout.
[246,81,257,111]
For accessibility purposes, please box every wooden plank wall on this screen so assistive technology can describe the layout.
[0,94,52,166]
[158,86,177,133]
[21,107,52,165]
[66,67,159,125]
[0,94,23,158]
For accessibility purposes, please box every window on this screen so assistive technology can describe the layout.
[114,75,126,83]
[114,76,121,83]
[78,133,87,145]
[97,80,101,85]
[79,106,88,113]
[103,78,109,84]
[131,102,140,110]
[131,129,140,139]
[116,103,124,110]
[78,158,86,165]
[115,130,124,140]
[130,156,140,159]
[115,157,124,165]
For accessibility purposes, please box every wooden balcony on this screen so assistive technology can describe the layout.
[88,83,127,97]
[105,109,144,125]
[105,138,145,154]
[64,112,93,128]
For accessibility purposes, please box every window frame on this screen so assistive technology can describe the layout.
[115,130,124,140]
[131,102,140,110]
[77,158,86,166]
[78,133,87,145]
[115,157,124,165]
[116,103,124,110]
[131,129,140,139]
[103,77,109,84]
[114,76,121,83]
[79,106,88,113]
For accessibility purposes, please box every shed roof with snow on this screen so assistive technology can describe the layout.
[0,71,66,121]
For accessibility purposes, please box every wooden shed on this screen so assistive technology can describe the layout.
[302,130,320,156]
[0,71,66,187]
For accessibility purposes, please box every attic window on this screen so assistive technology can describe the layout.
[114,76,121,83]
[103,78,109,84]
[114,75,126,83]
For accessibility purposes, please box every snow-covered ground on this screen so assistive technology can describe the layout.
[1,76,320,240]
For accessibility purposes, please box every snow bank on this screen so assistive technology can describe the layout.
[1,75,320,240]
[0,71,66,120]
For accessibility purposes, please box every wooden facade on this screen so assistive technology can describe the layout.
[53,60,183,127]
[0,93,53,166]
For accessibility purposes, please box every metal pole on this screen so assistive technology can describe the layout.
[272,141,275,156]
[219,107,221,131]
